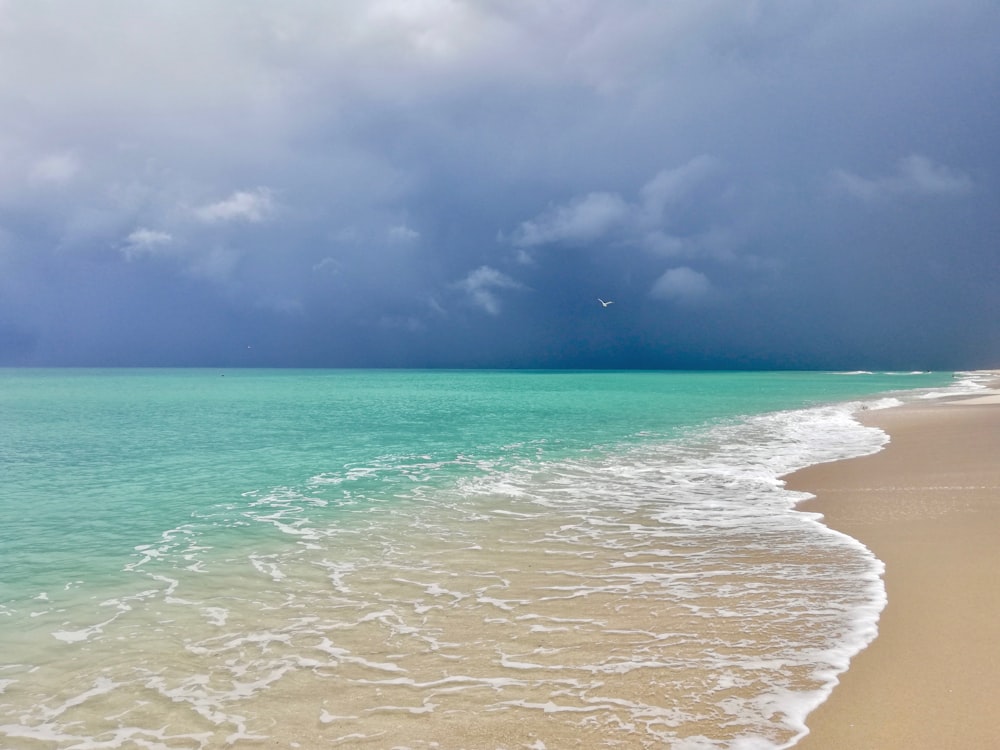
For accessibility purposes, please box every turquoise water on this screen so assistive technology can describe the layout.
[0,369,973,748]
[0,370,948,590]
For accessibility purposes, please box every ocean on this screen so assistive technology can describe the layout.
[0,369,985,749]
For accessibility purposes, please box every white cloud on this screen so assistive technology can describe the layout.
[833,154,972,200]
[196,188,274,223]
[650,266,713,304]
[120,228,173,260]
[511,157,728,257]
[388,224,420,242]
[453,265,524,315]
[513,191,631,248]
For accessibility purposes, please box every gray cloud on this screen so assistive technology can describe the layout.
[121,228,173,260]
[28,152,81,187]
[639,156,723,225]
[833,155,974,201]
[650,267,714,305]
[387,224,420,243]
[453,266,526,316]
[510,157,732,260]
[0,1,997,368]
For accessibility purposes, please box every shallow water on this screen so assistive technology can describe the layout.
[0,369,979,748]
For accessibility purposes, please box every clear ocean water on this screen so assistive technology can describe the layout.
[0,369,986,749]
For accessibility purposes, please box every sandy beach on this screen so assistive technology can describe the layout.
[786,385,1000,749]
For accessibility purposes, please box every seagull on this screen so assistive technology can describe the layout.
[598,298,614,308]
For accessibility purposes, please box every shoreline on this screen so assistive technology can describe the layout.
[785,385,1000,748]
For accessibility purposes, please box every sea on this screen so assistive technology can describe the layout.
[0,368,989,750]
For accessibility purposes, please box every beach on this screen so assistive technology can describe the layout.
[787,384,1000,748]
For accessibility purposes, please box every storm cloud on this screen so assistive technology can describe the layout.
[1,1,997,369]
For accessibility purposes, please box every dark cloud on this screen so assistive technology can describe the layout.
[0,1,998,369]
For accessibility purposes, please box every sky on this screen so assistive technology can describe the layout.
[1,0,998,369]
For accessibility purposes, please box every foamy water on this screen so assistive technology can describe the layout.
[0,370,987,749]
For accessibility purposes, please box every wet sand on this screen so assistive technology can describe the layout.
[786,389,1000,749]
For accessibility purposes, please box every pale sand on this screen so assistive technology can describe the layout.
[785,393,1000,749]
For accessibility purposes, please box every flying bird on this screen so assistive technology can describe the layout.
[598,298,614,307]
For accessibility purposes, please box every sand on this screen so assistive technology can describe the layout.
[785,389,1000,749]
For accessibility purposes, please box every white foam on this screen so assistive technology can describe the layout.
[249,554,286,581]
[866,397,903,410]
[201,606,229,627]
[51,611,124,643]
